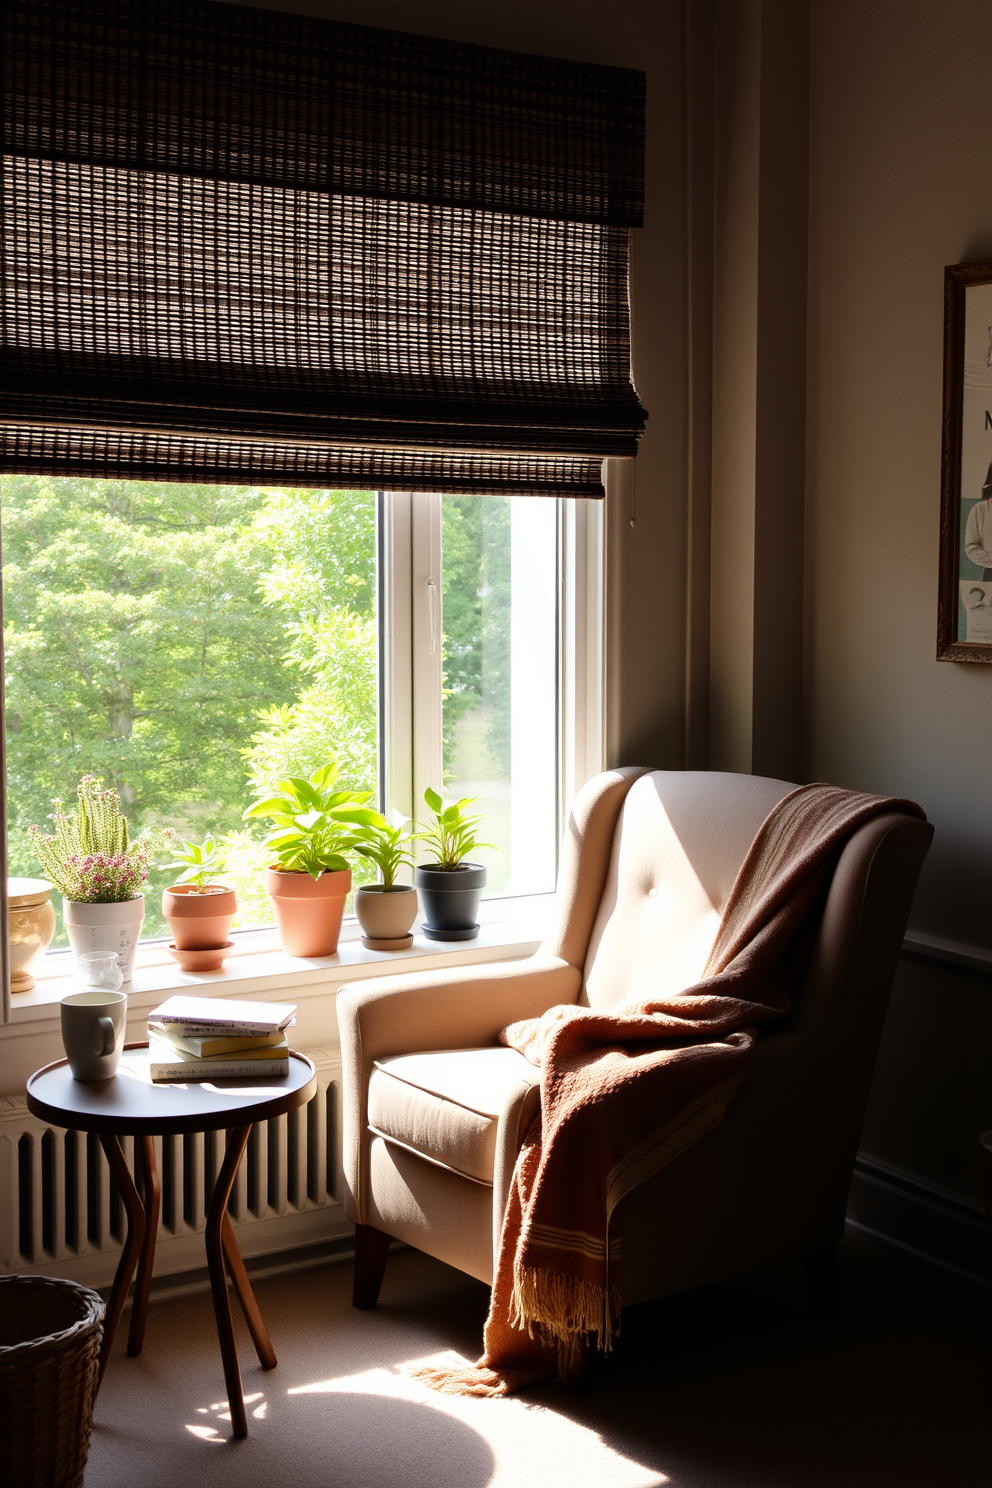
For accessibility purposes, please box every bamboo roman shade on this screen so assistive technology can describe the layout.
[0,0,647,497]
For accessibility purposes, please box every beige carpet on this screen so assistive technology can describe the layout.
[83,1230,989,1488]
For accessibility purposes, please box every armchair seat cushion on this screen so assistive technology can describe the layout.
[369,1047,540,1186]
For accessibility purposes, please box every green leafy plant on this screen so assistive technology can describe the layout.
[352,814,418,891]
[162,837,229,893]
[415,787,496,871]
[243,760,380,881]
[29,775,170,903]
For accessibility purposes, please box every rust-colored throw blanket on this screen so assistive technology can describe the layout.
[415,785,925,1397]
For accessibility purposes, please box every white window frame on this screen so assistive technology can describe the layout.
[0,485,606,1026]
[379,490,605,880]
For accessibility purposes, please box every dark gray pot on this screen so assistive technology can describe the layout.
[415,863,486,941]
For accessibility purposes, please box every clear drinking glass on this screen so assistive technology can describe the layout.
[75,950,125,991]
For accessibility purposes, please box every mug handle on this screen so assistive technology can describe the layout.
[95,1016,116,1057]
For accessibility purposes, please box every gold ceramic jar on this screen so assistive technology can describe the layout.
[8,877,55,992]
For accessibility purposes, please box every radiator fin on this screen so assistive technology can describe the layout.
[0,1051,345,1285]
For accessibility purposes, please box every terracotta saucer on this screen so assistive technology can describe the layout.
[167,941,235,973]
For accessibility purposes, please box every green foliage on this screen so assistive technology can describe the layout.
[243,760,379,881]
[440,498,510,778]
[1,474,511,931]
[415,786,496,870]
[1,475,379,940]
[2,477,293,829]
[29,775,168,902]
[242,609,377,797]
[221,829,276,929]
[352,814,417,891]
[162,837,228,893]
[253,487,377,618]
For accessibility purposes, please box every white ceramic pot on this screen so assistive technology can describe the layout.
[62,895,145,983]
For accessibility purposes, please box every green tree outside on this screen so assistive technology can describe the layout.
[2,476,379,943]
[1,475,508,948]
[441,497,510,777]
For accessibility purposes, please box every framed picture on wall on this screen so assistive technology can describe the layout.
[938,257,992,661]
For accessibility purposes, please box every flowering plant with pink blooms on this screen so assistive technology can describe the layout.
[29,775,170,903]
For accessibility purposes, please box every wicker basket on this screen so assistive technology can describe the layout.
[0,1275,105,1488]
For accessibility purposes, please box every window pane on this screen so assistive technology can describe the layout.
[441,495,559,895]
[1,476,379,947]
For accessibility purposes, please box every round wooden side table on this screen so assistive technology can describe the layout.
[26,1044,317,1439]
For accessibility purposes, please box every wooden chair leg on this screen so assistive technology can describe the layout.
[557,1334,595,1392]
[352,1223,390,1310]
[205,1124,254,1440]
[128,1135,161,1357]
[97,1134,147,1385]
[981,1132,992,1285]
[222,1209,277,1370]
[802,1245,843,1319]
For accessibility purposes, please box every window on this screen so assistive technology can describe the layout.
[1,476,602,953]
[0,3,639,1015]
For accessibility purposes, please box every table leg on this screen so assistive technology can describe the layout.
[97,1133,147,1384]
[222,1209,277,1369]
[128,1135,161,1355]
[205,1124,253,1439]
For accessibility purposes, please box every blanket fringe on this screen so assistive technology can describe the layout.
[509,1265,620,1351]
[409,1361,553,1397]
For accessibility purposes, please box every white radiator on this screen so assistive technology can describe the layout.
[0,1048,351,1291]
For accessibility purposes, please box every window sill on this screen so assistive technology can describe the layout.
[4,894,553,1029]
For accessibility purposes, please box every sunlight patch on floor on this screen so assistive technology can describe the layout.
[185,1391,266,1440]
[288,1357,669,1488]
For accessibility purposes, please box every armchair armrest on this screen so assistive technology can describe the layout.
[338,953,579,1224]
[338,953,579,1063]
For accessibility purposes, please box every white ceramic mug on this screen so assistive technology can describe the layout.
[60,989,128,1081]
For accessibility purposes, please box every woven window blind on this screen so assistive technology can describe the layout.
[0,0,647,497]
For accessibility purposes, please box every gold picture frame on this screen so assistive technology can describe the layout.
[938,257,992,661]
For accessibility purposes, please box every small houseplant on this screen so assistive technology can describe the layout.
[161,838,238,971]
[243,760,379,956]
[29,775,165,981]
[414,787,495,941]
[351,815,419,949]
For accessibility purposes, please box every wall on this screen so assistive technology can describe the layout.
[804,0,992,1273]
[707,0,809,780]
[700,0,991,1277]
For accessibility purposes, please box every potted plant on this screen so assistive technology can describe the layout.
[414,787,495,941]
[7,877,56,993]
[28,775,165,982]
[161,838,238,971]
[351,815,419,949]
[243,760,380,957]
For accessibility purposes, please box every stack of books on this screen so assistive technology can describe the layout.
[146,995,298,1082]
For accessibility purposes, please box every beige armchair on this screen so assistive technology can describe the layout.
[338,768,932,1328]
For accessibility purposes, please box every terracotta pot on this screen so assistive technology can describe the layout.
[355,884,418,950]
[162,883,237,950]
[415,863,486,941]
[167,940,235,973]
[63,894,145,983]
[265,867,352,957]
[7,877,56,992]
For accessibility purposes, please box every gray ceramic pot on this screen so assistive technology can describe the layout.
[415,863,486,941]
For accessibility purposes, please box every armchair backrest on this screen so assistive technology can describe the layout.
[542,770,931,1019]
[580,771,794,1009]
